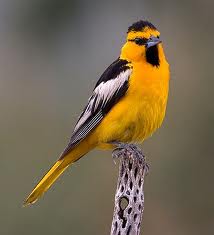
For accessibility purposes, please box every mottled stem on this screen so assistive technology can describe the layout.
[110,146,148,235]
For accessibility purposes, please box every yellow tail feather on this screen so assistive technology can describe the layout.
[24,139,95,206]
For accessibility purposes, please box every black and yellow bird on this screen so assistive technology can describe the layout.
[24,20,170,206]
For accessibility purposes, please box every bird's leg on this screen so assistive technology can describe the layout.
[110,141,149,172]
[111,141,149,173]
[111,142,131,159]
[111,141,141,157]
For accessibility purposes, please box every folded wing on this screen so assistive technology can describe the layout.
[60,59,132,158]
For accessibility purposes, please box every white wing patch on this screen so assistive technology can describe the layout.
[74,69,132,131]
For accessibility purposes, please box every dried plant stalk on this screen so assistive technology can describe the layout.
[110,145,148,235]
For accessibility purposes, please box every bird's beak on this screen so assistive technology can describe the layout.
[146,36,161,48]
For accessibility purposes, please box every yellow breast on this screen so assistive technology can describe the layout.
[94,62,169,147]
[94,54,169,148]
[127,60,169,141]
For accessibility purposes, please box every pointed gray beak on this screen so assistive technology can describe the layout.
[146,36,161,48]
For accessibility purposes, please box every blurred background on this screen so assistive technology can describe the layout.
[0,0,213,234]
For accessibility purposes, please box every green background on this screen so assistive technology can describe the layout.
[0,0,213,234]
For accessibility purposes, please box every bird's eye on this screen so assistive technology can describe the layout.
[134,37,147,46]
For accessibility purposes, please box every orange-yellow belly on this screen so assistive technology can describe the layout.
[93,61,169,149]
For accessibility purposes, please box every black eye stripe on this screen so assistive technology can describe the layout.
[128,37,148,46]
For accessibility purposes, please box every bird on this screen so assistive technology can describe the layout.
[24,20,170,206]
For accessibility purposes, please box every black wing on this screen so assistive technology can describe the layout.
[60,58,132,158]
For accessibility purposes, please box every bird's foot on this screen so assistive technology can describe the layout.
[111,142,130,159]
[111,142,140,157]
[111,142,141,158]
[110,142,149,173]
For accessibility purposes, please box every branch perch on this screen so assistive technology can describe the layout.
[110,145,148,235]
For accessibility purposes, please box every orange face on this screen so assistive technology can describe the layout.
[120,27,164,65]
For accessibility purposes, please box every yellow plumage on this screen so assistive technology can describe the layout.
[24,21,170,206]
[95,57,169,146]
[24,138,96,206]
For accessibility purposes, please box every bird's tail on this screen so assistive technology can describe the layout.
[23,139,95,206]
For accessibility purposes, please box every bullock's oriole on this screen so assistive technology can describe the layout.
[24,20,170,206]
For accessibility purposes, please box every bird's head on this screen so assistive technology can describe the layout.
[121,20,165,66]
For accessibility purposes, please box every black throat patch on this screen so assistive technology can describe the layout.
[146,45,160,67]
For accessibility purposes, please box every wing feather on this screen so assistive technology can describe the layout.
[60,59,132,158]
